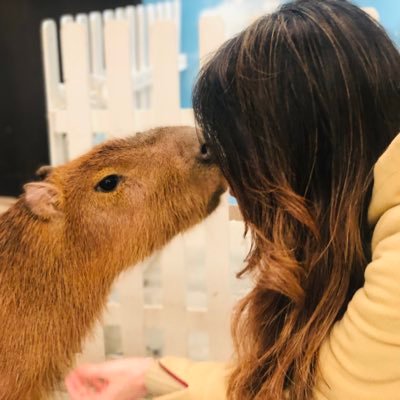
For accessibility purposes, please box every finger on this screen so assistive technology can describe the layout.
[65,373,88,400]
[66,370,108,395]
[90,377,108,392]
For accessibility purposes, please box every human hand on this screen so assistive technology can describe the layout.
[65,357,153,400]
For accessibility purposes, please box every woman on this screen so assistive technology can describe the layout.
[66,0,400,399]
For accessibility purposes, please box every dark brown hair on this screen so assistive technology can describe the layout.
[193,1,400,399]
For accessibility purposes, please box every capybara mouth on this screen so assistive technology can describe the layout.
[206,185,227,215]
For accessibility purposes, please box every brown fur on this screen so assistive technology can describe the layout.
[0,126,225,400]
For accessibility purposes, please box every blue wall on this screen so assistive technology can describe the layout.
[179,0,221,107]
[144,0,222,107]
[355,0,400,45]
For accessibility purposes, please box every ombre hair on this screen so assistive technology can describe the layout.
[193,1,400,399]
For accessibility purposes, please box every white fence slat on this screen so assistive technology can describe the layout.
[136,5,147,108]
[76,324,106,364]
[41,20,64,110]
[89,12,105,77]
[60,20,93,159]
[76,13,88,24]
[115,7,126,20]
[104,18,135,136]
[199,15,225,65]
[75,14,91,73]
[116,265,146,357]
[143,6,151,108]
[136,5,146,73]
[103,301,121,326]
[144,4,156,108]
[160,236,188,357]
[165,1,174,20]
[142,6,151,67]
[145,4,156,49]
[46,116,66,166]
[155,2,165,20]
[41,20,65,166]
[180,109,195,126]
[60,15,73,25]
[161,1,170,20]
[126,6,138,73]
[172,0,181,40]
[150,20,180,125]
[205,196,232,361]
[103,9,114,22]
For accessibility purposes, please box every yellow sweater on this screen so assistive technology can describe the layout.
[147,133,400,400]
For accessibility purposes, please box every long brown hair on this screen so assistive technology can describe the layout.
[193,1,400,399]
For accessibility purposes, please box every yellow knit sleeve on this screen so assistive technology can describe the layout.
[314,134,400,400]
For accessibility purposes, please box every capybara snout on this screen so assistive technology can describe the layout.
[0,126,225,400]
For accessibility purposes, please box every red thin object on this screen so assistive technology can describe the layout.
[158,361,189,388]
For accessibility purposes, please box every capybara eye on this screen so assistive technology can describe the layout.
[95,175,120,193]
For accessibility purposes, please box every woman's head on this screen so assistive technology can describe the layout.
[193,0,400,399]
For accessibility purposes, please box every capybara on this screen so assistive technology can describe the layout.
[0,126,226,400]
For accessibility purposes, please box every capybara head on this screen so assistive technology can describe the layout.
[23,126,226,267]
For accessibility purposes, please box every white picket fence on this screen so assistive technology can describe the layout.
[41,1,188,165]
[41,3,252,388]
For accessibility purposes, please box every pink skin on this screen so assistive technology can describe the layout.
[65,358,153,400]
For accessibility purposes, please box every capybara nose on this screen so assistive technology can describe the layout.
[198,143,213,164]
[168,127,216,165]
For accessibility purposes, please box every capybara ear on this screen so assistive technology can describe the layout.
[23,182,62,219]
[35,165,53,180]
